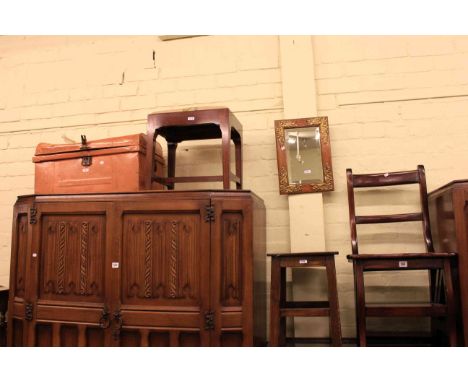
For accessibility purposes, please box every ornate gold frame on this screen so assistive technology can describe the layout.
[274,117,334,195]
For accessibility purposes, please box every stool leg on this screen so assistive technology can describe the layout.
[269,258,281,346]
[234,136,242,190]
[326,257,342,346]
[443,259,458,346]
[279,267,287,346]
[167,142,178,190]
[354,262,367,347]
[146,131,157,189]
[220,125,231,190]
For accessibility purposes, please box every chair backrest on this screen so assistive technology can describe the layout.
[346,165,434,255]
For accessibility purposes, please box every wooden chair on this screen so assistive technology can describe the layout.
[346,165,458,346]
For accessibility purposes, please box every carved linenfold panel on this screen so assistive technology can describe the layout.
[57,222,66,294]
[40,215,105,302]
[80,222,89,295]
[169,221,179,299]
[221,212,243,306]
[123,214,200,304]
[144,221,153,298]
[15,214,28,298]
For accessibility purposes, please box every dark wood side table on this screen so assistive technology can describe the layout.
[429,179,468,346]
[0,286,8,347]
[147,108,242,190]
[268,252,342,346]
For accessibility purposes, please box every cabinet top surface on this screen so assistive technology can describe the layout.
[429,179,468,197]
[16,189,263,203]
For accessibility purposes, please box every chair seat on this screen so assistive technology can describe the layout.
[347,252,456,261]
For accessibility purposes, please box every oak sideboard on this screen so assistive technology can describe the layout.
[7,190,266,346]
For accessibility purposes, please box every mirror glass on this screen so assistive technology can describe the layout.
[284,127,323,184]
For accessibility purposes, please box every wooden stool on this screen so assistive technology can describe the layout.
[147,108,242,190]
[268,252,342,346]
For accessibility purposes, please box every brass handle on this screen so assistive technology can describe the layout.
[112,310,123,341]
[99,306,110,329]
[80,135,89,150]
[204,310,215,330]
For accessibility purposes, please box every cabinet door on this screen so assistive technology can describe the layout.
[7,202,31,346]
[210,196,253,346]
[114,198,211,346]
[27,202,113,346]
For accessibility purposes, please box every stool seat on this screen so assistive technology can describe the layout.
[147,107,243,190]
[268,251,342,346]
[268,251,338,257]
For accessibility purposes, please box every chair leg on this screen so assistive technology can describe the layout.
[354,262,367,347]
[429,268,444,345]
[443,259,458,346]
[326,257,342,346]
[269,258,281,346]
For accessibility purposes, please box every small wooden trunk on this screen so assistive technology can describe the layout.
[33,134,165,194]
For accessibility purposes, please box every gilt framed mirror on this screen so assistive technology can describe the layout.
[274,116,334,195]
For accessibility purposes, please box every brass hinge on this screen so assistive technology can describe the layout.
[204,310,215,330]
[29,207,37,225]
[0,310,6,328]
[205,205,215,222]
[25,302,33,321]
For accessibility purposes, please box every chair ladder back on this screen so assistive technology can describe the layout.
[417,165,435,252]
[347,165,434,256]
[352,169,420,188]
[346,169,359,255]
